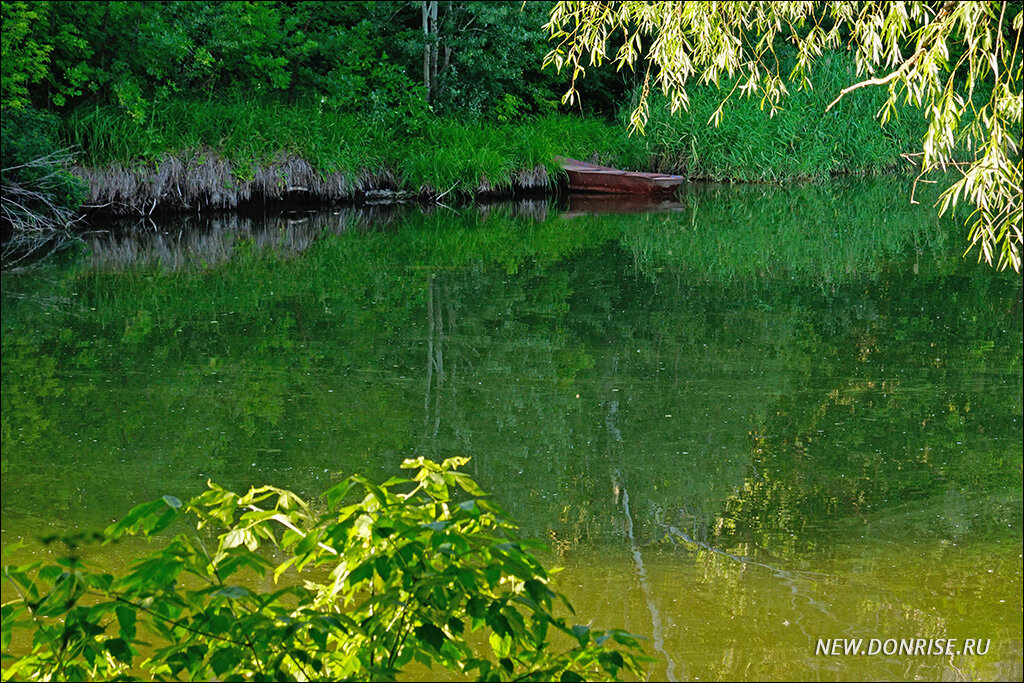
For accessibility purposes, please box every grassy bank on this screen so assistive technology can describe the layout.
[61,98,925,217]
[55,46,929,216]
[7,51,932,225]
[62,101,651,214]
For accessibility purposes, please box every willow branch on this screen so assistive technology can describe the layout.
[825,50,923,112]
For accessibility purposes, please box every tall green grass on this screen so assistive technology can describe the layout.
[397,116,650,192]
[64,99,392,178]
[643,51,930,181]
[61,98,650,196]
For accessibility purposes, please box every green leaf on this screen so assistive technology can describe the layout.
[373,556,392,581]
[273,555,298,583]
[467,596,487,620]
[209,647,241,676]
[524,578,553,606]
[324,479,357,510]
[212,585,250,599]
[105,637,132,664]
[449,472,487,496]
[415,622,447,651]
[486,611,511,637]
[447,616,464,635]
[115,604,136,641]
[147,506,181,535]
[571,624,590,645]
[611,629,642,647]
[222,529,256,551]
[489,631,512,658]
[598,650,625,671]
[347,560,374,584]
[293,527,325,557]
[104,499,166,538]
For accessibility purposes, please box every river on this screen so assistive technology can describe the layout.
[2,177,1021,680]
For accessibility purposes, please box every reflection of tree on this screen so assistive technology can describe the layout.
[707,272,1023,558]
[421,274,472,457]
[424,275,445,444]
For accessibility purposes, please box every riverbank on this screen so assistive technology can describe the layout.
[64,105,647,215]
[72,151,553,215]
[6,79,928,238]
[66,103,924,217]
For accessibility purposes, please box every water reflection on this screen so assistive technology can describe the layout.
[82,199,556,271]
[2,178,1021,680]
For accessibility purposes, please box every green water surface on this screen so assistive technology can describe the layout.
[2,178,1021,680]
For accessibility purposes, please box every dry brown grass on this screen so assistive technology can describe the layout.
[76,152,554,217]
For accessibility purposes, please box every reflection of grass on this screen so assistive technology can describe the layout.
[56,178,969,338]
[76,175,960,287]
[619,177,958,283]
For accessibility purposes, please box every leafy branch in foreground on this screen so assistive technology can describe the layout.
[1,457,646,682]
[543,1,1023,272]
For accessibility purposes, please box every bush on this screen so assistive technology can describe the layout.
[1,457,646,682]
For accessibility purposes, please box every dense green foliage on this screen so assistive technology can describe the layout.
[0,1,578,121]
[1,457,645,681]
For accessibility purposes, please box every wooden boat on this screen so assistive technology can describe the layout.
[556,156,686,195]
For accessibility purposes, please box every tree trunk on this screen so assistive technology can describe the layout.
[430,1,439,100]
[422,1,439,104]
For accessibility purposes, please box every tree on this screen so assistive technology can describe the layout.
[543,1,1023,272]
[0,1,52,110]
[1,457,645,682]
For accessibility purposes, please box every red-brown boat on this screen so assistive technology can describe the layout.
[556,156,686,195]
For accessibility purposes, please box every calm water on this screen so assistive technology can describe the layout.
[2,179,1022,680]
